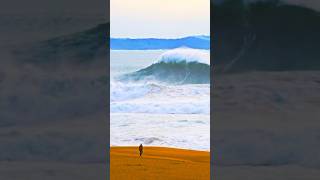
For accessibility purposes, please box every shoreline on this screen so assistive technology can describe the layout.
[111,145,210,152]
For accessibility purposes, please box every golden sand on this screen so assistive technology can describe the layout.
[110,146,210,180]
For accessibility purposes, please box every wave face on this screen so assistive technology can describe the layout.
[119,48,210,84]
[214,1,320,73]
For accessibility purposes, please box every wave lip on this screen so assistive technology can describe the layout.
[157,48,210,65]
[119,48,210,84]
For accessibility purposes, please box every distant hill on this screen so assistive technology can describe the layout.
[213,0,320,73]
[110,36,210,50]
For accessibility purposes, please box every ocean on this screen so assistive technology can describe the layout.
[110,49,210,151]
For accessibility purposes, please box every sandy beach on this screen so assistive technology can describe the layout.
[110,146,210,180]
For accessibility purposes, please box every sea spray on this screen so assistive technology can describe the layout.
[110,49,210,150]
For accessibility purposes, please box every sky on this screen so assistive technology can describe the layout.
[110,0,210,38]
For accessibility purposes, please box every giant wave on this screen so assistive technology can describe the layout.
[119,48,210,84]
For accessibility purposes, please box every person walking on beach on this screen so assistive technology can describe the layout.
[139,144,143,157]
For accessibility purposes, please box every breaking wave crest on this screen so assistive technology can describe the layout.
[119,48,210,84]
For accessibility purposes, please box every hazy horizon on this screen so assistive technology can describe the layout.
[110,34,210,39]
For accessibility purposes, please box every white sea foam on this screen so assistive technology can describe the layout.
[110,113,210,150]
[156,47,210,65]
[110,81,209,114]
[110,81,162,102]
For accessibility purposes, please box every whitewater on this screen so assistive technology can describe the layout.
[110,48,210,150]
